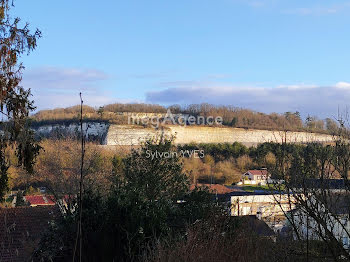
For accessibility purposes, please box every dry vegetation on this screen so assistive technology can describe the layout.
[5,139,283,191]
[33,105,97,121]
[6,139,266,192]
[145,213,329,262]
[183,156,243,184]
[7,139,120,195]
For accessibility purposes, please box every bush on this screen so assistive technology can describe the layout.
[34,136,217,261]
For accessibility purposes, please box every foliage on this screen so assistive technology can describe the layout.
[178,142,248,162]
[104,103,166,113]
[15,191,27,206]
[267,137,350,261]
[180,142,254,184]
[183,157,210,184]
[0,0,41,201]
[24,185,40,195]
[35,137,217,261]
[32,139,114,196]
[105,136,213,260]
[145,213,329,262]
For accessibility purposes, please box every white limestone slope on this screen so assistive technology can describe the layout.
[105,125,335,146]
[35,122,109,138]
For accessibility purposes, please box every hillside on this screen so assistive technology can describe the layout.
[31,103,339,134]
[30,103,336,146]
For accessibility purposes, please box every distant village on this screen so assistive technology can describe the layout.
[3,167,350,260]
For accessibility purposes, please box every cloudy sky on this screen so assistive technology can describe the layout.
[13,0,350,118]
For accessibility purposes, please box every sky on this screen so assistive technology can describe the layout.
[12,0,350,118]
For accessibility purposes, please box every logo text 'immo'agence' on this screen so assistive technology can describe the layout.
[128,109,223,128]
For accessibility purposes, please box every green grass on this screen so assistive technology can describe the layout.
[241,185,269,192]
[241,184,276,192]
[240,184,285,192]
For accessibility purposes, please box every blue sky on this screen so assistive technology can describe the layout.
[13,0,350,118]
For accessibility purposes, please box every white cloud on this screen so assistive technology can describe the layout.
[23,66,350,119]
[32,93,116,111]
[335,81,350,89]
[22,66,116,110]
[146,82,350,118]
[23,66,108,92]
[276,84,318,90]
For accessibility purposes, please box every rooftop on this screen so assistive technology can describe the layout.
[0,206,59,262]
[246,170,269,176]
[24,195,55,206]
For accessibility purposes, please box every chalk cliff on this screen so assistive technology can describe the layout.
[105,125,334,146]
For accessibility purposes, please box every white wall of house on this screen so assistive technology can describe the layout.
[242,171,271,185]
[231,194,296,232]
[231,194,294,216]
[242,180,257,185]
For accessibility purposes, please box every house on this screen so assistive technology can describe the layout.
[0,206,58,262]
[24,195,55,207]
[231,193,296,232]
[242,169,271,185]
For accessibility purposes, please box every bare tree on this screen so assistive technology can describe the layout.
[268,130,350,260]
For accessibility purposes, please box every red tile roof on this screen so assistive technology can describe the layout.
[45,195,56,204]
[24,195,55,206]
[247,170,269,176]
[0,206,59,262]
